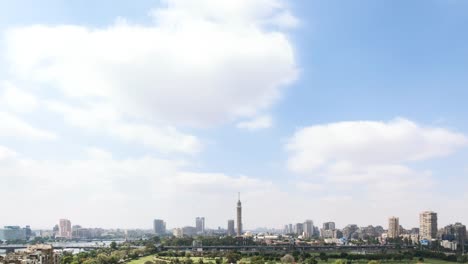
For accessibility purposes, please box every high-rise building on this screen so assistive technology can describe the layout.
[419,211,437,240]
[182,226,197,236]
[0,226,27,241]
[227,220,235,236]
[153,219,166,235]
[321,222,337,239]
[323,222,336,231]
[196,217,205,233]
[443,223,466,252]
[303,220,314,238]
[236,193,242,236]
[295,223,304,236]
[343,224,359,239]
[388,217,400,238]
[173,228,183,238]
[58,219,72,239]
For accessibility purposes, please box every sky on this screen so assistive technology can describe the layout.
[0,0,467,231]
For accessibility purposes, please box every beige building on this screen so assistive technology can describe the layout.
[0,245,61,264]
[419,211,438,240]
[388,216,400,238]
[172,228,183,238]
[58,219,72,239]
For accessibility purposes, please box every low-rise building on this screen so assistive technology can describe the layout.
[0,245,61,264]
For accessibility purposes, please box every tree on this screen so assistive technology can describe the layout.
[368,261,380,264]
[250,256,264,264]
[333,260,346,264]
[280,254,294,264]
[198,258,204,264]
[226,252,241,264]
[109,241,117,250]
[305,258,318,264]
[319,253,328,262]
[61,255,74,264]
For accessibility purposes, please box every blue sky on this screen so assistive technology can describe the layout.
[0,0,467,230]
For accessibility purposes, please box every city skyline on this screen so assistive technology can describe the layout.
[1,0,468,229]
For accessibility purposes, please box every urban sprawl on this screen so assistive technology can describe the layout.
[0,196,466,264]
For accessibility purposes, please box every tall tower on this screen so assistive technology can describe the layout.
[236,192,242,236]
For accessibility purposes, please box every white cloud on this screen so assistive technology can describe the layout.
[4,0,297,127]
[151,0,298,29]
[0,111,56,140]
[236,115,272,130]
[46,101,202,154]
[287,118,468,173]
[0,146,277,228]
[0,81,38,113]
[295,181,324,192]
[283,118,468,227]
[0,145,17,160]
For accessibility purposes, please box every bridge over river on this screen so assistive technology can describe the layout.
[162,244,415,253]
[0,241,133,253]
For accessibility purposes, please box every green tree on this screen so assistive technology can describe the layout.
[110,242,117,250]
[250,256,264,264]
[226,252,241,264]
[319,253,328,262]
[333,260,346,264]
[280,254,294,264]
[61,255,74,264]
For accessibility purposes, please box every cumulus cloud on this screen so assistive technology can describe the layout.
[284,118,468,226]
[0,111,56,140]
[46,101,202,154]
[0,146,277,228]
[4,0,297,127]
[236,115,272,130]
[0,145,17,160]
[286,118,468,173]
[0,81,38,113]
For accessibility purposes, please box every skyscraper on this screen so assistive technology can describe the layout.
[388,216,400,238]
[153,219,166,235]
[195,217,205,233]
[323,222,335,230]
[236,193,242,236]
[58,219,72,239]
[295,223,304,236]
[419,211,437,240]
[443,223,466,252]
[227,220,235,236]
[303,220,314,238]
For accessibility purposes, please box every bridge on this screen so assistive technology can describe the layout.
[161,244,415,252]
[0,244,110,252]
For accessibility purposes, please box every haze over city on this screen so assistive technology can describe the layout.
[1,0,468,231]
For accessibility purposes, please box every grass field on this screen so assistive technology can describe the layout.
[127,255,157,264]
[127,255,459,264]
